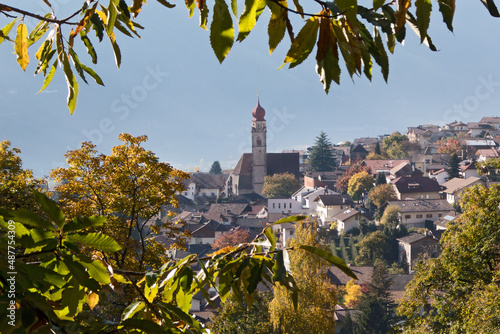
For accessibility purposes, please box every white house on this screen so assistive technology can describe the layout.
[429,168,449,185]
[314,194,354,226]
[386,199,454,229]
[333,209,368,233]
[442,177,485,204]
[268,197,303,214]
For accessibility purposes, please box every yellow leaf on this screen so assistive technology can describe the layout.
[87,292,99,310]
[14,23,29,71]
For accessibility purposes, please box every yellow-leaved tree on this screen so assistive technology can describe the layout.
[344,278,363,309]
[269,219,338,333]
[51,133,190,271]
[0,140,44,210]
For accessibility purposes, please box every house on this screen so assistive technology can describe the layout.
[204,203,252,223]
[459,161,480,179]
[475,148,500,161]
[268,197,303,215]
[479,116,500,129]
[434,212,460,230]
[467,122,494,137]
[333,208,369,233]
[188,220,233,245]
[181,173,228,201]
[350,144,369,163]
[386,199,454,229]
[441,177,485,204]
[387,162,423,182]
[397,233,441,273]
[429,168,449,185]
[314,194,355,226]
[361,159,410,178]
[292,185,337,213]
[391,176,442,200]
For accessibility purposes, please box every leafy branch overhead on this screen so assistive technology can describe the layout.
[0,0,498,112]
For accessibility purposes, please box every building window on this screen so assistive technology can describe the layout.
[438,213,442,217]
[284,203,287,209]
[416,214,423,218]
[426,214,433,218]
[278,203,281,209]
[273,203,275,209]
[340,205,343,209]
[405,215,411,219]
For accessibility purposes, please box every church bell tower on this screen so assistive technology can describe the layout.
[251,99,267,194]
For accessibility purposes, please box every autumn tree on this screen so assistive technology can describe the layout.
[211,229,253,250]
[209,160,223,174]
[369,184,397,208]
[0,140,44,210]
[209,291,273,334]
[355,231,391,266]
[382,132,420,159]
[269,219,348,333]
[308,131,336,172]
[436,138,462,155]
[397,185,500,333]
[344,279,362,309]
[347,171,373,202]
[262,172,301,198]
[336,164,372,194]
[2,0,489,113]
[51,133,190,271]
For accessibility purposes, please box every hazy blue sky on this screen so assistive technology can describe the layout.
[1,1,500,177]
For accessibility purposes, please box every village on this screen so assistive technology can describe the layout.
[150,101,500,330]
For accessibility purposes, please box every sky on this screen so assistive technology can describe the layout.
[1,1,500,178]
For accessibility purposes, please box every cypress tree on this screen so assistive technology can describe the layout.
[375,172,386,185]
[374,142,382,155]
[209,160,223,174]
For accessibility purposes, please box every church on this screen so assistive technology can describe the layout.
[226,99,300,196]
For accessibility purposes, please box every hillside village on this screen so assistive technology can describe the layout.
[149,101,500,329]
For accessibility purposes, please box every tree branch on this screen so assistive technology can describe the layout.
[0,3,83,25]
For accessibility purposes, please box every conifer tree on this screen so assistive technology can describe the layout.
[308,131,336,172]
[374,142,382,156]
[375,172,386,185]
[447,153,461,180]
[209,160,223,174]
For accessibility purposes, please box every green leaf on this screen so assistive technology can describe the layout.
[90,13,105,41]
[109,33,122,68]
[374,27,389,82]
[283,16,319,69]
[271,215,306,226]
[28,17,49,46]
[415,0,432,43]
[237,0,266,42]
[80,31,98,64]
[14,23,29,71]
[481,0,500,17]
[247,259,263,295]
[210,0,234,63]
[121,318,170,333]
[0,208,55,231]
[267,1,287,54]
[157,0,176,8]
[158,302,203,330]
[79,257,111,285]
[106,1,119,36]
[272,250,287,282]
[264,227,277,252]
[0,18,17,45]
[67,232,122,252]
[63,215,106,233]
[121,301,145,321]
[292,0,304,19]
[373,0,385,10]
[34,191,65,228]
[37,59,57,93]
[61,51,79,114]
[298,245,358,279]
[62,255,101,291]
[438,0,455,32]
